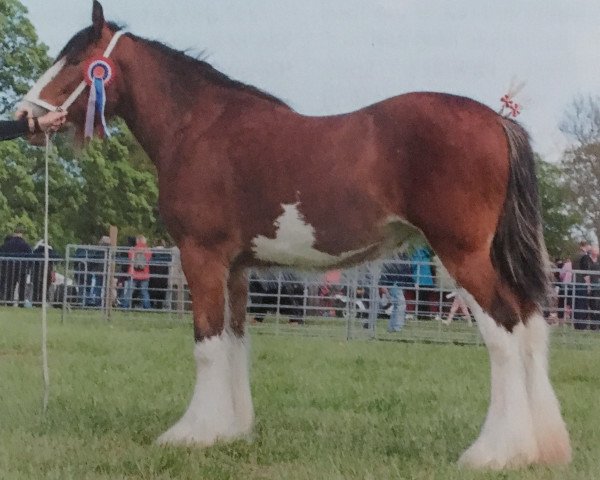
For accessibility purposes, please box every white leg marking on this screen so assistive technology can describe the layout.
[157,334,238,446]
[459,295,538,469]
[230,334,254,436]
[521,313,571,465]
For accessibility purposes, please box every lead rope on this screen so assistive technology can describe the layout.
[41,132,51,413]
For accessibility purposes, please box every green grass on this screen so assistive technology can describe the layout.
[1,309,600,479]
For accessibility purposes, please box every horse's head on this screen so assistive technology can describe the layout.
[19,1,127,143]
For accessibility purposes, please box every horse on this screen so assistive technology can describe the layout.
[18,1,571,469]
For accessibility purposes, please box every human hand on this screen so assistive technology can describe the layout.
[15,107,31,120]
[36,111,67,132]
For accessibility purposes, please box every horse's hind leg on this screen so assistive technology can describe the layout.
[157,241,240,446]
[437,247,538,469]
[460,295,538,469]
[436,245,570,468]
[520,312,571,465]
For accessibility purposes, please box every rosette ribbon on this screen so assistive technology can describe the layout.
[83,57,115,139]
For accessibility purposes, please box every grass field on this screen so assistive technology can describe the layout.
[2,309,600,479]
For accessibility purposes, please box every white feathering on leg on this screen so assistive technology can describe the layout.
[521,313,571,465]
[230,334,254,436]
[157,334,237,446]
[459,294,538,469]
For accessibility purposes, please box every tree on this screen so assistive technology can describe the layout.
[63,127,162,246]
[560,143,600,240]
[535,156,582,259]
[559,95,600,243]
[0,139,83,246]
[559,95,600,146]
[0,0,50,114]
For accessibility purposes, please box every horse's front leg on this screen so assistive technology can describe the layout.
[157,241,241,446]
[227,267,255,437]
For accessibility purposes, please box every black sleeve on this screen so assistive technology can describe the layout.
[580,255,592,271]
[0,119,29,141]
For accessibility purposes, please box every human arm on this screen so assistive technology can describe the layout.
[0,118,29,141]
[0,111,67,142]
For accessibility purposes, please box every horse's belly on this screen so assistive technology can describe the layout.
[252,236,376,269]
[250,204,418,269]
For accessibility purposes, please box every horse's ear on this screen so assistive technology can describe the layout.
[92,1,105,39]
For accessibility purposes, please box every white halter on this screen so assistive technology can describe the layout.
[25,30,127,113]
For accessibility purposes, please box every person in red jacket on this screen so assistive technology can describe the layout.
[123,235,152,309]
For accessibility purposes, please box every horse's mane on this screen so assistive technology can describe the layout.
[58,22,289,108]
[137,38,289,108]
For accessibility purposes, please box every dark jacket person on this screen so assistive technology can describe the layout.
[0,110,67,141]
[0,229,33,306]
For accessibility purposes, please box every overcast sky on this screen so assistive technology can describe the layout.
[21,0,600,162]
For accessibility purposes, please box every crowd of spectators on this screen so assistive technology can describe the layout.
[247,246,471,332]
[0,228,174,310]
[0,226,60,307]
[72,234,174,310]
[553,240,600,330]
[2,226,600,333]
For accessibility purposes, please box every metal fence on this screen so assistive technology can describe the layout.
[3,244,599,346]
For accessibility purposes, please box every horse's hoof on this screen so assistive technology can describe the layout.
[535,426,572,466]
[458,435,538,470]
[156,427,215,447]
[156,418,237,447]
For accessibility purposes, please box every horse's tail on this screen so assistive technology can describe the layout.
[491,118,551,318]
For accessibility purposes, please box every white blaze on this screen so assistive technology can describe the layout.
[18,59,66,116]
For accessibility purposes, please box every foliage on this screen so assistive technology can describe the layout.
[0,128,164,253]
[56,126,162,247]
[0,0,50,114]
[559,94,600,146]
[559,95,600,244]
[535,155,582,259]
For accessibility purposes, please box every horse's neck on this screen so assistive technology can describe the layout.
[116,41,229,171]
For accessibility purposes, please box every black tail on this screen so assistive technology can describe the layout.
[491,118,551,315]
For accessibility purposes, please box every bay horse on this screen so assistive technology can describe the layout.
[19,1,571,469]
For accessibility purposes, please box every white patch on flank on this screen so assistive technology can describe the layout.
[157,334,239,446]
[521,313,571,465]
[381,214,422,251]
[19,59,66,116]
[252,203,371,267]
[458,293,538,469]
